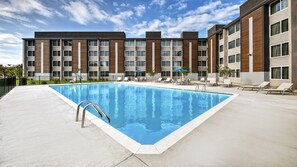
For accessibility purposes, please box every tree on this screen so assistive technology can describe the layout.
[148,70,156,81]
[219,66,233,79]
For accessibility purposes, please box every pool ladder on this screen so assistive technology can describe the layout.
[76,100,111,128]
[195,83,206,92]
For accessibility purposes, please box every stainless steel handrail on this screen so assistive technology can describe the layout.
[81,103,111,128]
[76,100,102,121]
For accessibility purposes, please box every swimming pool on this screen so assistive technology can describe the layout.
[50,83,234,153]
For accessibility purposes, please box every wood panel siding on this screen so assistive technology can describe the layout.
[241,7,264,72]
[73,40,87,73]
[35,40,50,73]
[292,0,297,88]
[109,40,124,73]
[207,35,217,73]
[183,40,198,72]
[146,40,161,72]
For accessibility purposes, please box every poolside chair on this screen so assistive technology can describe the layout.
[134,78,139,82]
[117,77,122,82]
[264,83,294,95]
[155,78,163,82]
[163,78,172,83]
[240,81,270,92]
[123,77,129,81]
[221,79,232,87]
[208,78,217,86]
[200,77,205,82]
[70,77,76,83]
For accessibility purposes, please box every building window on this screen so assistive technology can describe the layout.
[100,41,109,47]
[52,40,60,46]
[28,71,35,77]
[228,55,236,63]
[100,61,109,67]
[28,61,35,66]
[125,71,134,77]
[27,40,35,46]
[219,45,223,52]
[236,54,241,62]
[125,41,134,47]
[198,51,207,56]
[219,58,223,64]
[64,51,72,56]
[161,61,170,67]
[235,23,240,32]
[136,51,146,56]
[89,71,98,77]
[219,33,223,40]
[88,40,97,46]
[173,61,182,67]
[161,51,170,56]
[271,66,289,79]
[281,19,288,32]
[271,0,288,15]
[52,71,60,77]
[100,71,109,77]
[198,71,207,77]
[172,72,181,76]
[136,41,145,47]
[198,61,207,67]
[89,61,98,67]
[271,18,288,36]
[236,69,240,78]
[63,40,72,46]
[64,71,72,77]
[161,71,170,77]
[28,51,35,56]
[88,51,97,56]
[53,61,60,67]
[124,51,134,56]
[236,38,240,47]
[228,23,240,36]
[52,51,60,56]
[124,61,134,66]
[228,40,235,49]
[173,40,182,47]
[271,42,289,57]
[136,61,145,66]
[198,41,207,46]
[173,51,182,56]
[63,61,72,67]
[161,40,170,47]
[100,51,109,56]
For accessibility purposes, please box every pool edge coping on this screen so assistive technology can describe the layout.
[47,84,238,154]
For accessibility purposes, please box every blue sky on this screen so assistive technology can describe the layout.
[0,0,246,65]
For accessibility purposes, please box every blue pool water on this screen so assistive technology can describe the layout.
[50,83,231,144]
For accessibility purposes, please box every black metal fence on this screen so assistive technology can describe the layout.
[0,77,16,98]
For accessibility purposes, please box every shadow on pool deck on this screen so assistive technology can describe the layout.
[1,84,297,167]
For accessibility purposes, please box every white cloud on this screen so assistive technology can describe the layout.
[134,5,146,17]
[0,0,55,22]
[150,0,166,7]
[113,2,118,6]
[36,19,47,25]
[62,0,133,28]
[120,3,129,7]
[0,33,22,65]
[0,33,22,45]
[168,0,187,10]
[127,0,240,37]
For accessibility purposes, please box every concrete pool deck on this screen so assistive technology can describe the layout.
[1,83,297,167]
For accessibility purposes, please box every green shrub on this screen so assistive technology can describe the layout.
[41,81,47,85]
[53,79,59,84]
[29,79,36,85]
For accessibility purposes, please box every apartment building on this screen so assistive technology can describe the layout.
[22,31,208,81]
[208,0,296,87]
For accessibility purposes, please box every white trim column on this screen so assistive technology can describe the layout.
[170,40,173,78]
[41,42,44,74]
[152,42,155,72]
[210,39,213,74]
[78,42,81,77]
[249,17,253,72]
[115,42,118,74]
[189,42,192,73]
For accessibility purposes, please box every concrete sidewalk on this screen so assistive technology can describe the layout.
[1,84,297,167]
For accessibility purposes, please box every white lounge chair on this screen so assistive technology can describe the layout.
[155,78,163,82]
[240,81,270,92]
[123,77,129,81]
[117,77,122,82]
[200,77,205,82]
[221,79,232,87]
[208,78,217,86]
[163,78,172,83]
[264,83,294,95]
[70,77,76,83]
[134,78,139,82]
